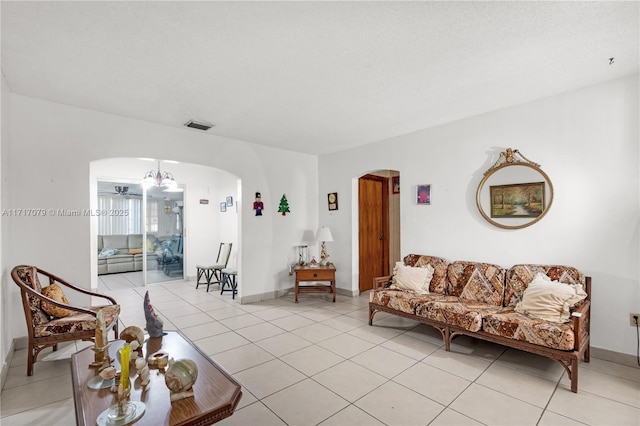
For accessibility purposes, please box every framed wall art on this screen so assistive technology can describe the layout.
[416,184,431,205]
[220,202,227,212]
[226,196,233,207]
[392,176,400,194]
[328,192,338,211]
[490,181,545,218]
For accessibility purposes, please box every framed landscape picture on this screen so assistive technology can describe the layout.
[490,181,544,218]
[220,202,227,212]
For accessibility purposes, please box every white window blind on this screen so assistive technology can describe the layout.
[97,196,142,235]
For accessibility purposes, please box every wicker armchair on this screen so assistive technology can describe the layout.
[11,265,120,376]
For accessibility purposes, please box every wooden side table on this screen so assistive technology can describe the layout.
[294,264,336,303]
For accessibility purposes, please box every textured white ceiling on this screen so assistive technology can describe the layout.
[2,1,638,155]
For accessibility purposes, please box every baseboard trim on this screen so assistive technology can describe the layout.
[591,346,639,369]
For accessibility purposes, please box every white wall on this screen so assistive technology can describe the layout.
[1,72,12,373]
[319,75,639,356]
[3,94,318,349]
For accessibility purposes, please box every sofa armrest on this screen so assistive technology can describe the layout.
[373,276,391,291]
[571,299,590,350]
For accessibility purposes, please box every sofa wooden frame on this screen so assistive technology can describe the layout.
[369,275,591,393]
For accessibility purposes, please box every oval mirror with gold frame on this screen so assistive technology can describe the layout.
[476,148,553,230]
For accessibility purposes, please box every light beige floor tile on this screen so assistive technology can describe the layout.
[262,378,348,425]
[217,402,286,426]
[320,314,367,332]
[280,345,345,377]
[218,313,265,330]
[318,333,375,359]
[191,299,230,311]
[321,301,362,314]
[372,314,420,330]
[152,299,194,311]
[236,388,258,410]
[548,385,640,425]
[158,304,202,319]
[318,405,385,426]
[351,346,416,379]
[495,348,565,382]
[252,307,295,321]
[313,360,387,402]
[209,305,254,320]
[256,332,312,357]
[196,331,250,355]
[0,374,73,417]
[582,357,640,382]
[298,308,341,322]
[430,408,483,425]
[181,321,230,341]
[538,410,584,425]
[291,323,343,343]
[0,397,76,425]
[9,348,27,367]
[212,344,275,375]
[422,347,491,381]
[234,359,306,399]
[404,323,447,346]
[344,308,374,322]
[394,362,470,405]
[381,332,441,360]
[449,335,506,360]
[348,323,402,345]
[169,312,217,329]
[476,362,557,408]
[558,367,640,408]
[235,322,286,342]
[3,359,71,390]
[237,303,277,314]
[355,380,444,426]
[450,383,543,425]
[269,314,316,331]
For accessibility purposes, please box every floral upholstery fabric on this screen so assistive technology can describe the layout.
[482,307,575,350]
[15,266,51,326]
[34,304,120,338]
[403,254,449,294]
[370,289,446,315]
[505,264,585,307]
[415,297,502,332]
[447,261,506,306]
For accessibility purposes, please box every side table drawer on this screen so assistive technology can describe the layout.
[296,269,334,281]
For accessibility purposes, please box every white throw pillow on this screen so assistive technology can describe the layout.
[515,275,587,323]
[391,262,434,294]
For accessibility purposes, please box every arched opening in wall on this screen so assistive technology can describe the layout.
[90,158,241,293]
[357,170,401,292]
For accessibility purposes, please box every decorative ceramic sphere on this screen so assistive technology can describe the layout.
[165,359,198,393]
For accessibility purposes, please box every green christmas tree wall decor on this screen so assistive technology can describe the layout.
[278,194,290,216]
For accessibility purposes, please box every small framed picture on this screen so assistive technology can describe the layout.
[392,176,400,194]
[220,202,227,212]
[328,192,338,211]
[226,196,233,207]
[417,184,431,205]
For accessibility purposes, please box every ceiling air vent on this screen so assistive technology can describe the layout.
[184,119,214,131]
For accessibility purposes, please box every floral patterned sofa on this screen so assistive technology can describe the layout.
[369,254,591,393]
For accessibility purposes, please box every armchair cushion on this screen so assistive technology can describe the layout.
[41,284,72,318]
[15,266,50,326]
[34,304,120,337]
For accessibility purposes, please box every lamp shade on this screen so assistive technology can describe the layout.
[316,226,333,242]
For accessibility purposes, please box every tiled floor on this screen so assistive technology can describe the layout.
[98,269,180,291]
[2,277,639,425]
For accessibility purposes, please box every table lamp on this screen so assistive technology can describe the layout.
[316,226,334,266]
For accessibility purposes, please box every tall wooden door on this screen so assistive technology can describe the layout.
[359,175,389,292]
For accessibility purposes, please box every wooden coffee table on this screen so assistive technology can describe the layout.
[70,331,242,426]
